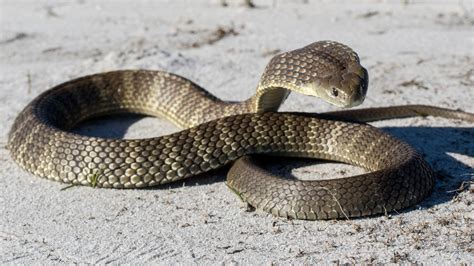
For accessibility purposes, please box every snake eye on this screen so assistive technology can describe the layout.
[331,88,339,97]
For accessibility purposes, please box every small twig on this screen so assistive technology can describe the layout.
[316,186,350,220]
[45,6,59,17]
[88,169,103,188]
[243,0,256,8]
[225,182,243,200]
[447,180,473,194]
[59,162,128,191]
[261,48,281,57]
[60,184,77,191]
[26,72,32,94]
[356,11,380,19]
[398,78,429,90]
[0,32,30,45]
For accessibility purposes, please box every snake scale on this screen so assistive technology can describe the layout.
[8,41,474,219]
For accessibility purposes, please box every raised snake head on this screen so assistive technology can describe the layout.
[259,41,369,109]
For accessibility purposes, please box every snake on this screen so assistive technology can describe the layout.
[8,41,474,220]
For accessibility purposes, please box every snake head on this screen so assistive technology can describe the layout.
[319,64,369,108]
[261,41,369,109]
[296,41,369,108]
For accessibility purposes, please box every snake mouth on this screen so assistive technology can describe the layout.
[300,80,362,108]
[336,66,369,108]
[325,91,362,108]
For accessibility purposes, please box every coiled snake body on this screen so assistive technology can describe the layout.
[8,41,474,219]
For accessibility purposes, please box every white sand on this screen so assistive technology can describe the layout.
[1,0,473,264]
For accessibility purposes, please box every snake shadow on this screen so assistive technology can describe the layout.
[378,125,473,211]
[74,114,474,214]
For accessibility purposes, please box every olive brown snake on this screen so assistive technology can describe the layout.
[8,41,474,219]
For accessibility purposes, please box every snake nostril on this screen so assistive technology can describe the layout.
[331,88,339,97]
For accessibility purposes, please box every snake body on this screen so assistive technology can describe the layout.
[8,41,474,219]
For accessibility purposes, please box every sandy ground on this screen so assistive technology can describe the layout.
[1,0,473,264]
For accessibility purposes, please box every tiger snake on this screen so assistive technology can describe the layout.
[8,41,474,220]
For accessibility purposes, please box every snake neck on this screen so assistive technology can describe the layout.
[248,84,291,113]
[210,84,291,122]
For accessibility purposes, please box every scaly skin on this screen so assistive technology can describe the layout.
[8,41,474,219]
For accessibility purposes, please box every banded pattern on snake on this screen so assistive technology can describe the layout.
[8,41,474,219]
